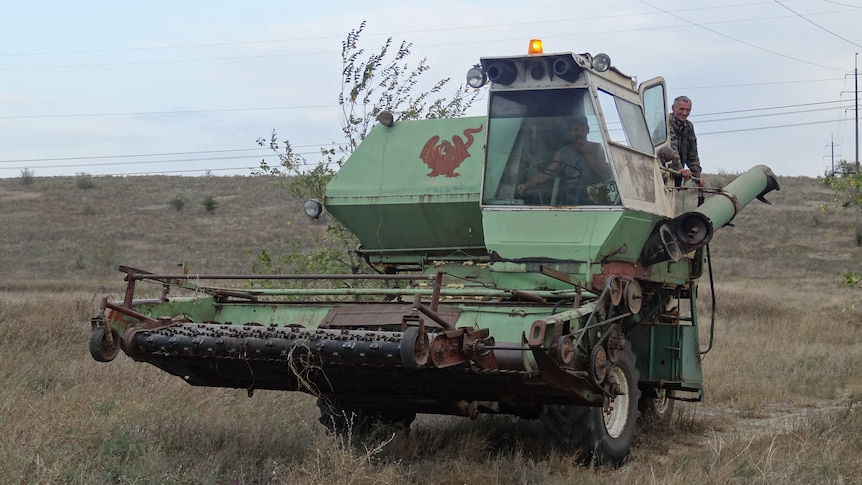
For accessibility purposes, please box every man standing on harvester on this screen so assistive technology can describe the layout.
[668,95,706,187]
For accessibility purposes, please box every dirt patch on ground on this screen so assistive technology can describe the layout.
[691,398,848,436]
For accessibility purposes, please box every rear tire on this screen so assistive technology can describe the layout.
[639,387,675,425]
[541,345,640,466]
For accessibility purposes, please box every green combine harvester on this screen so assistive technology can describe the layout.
[89,41,779,465]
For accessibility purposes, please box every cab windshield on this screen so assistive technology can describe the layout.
[482,88,618,207]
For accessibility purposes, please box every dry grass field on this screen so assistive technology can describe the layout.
[1,172,861,484]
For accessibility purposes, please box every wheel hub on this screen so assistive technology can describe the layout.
[603,366,630,439]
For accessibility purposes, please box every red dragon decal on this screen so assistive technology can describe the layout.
[419,125,484,177]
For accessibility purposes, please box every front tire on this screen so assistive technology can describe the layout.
[89,326,120,362]
[541,345,640,466]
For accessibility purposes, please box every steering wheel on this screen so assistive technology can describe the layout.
[553,160,584,182]
[518,160,584,205]
[524,159,583,183]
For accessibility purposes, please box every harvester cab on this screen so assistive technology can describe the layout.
[472,45,697,277]
[89,41,779,466]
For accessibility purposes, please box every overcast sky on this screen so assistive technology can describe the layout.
[1,0,860,179]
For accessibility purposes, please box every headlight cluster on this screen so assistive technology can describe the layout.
[466,40,611,88]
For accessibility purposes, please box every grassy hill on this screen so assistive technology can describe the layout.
[2,172,859,287]
[1,172,861,484]
[0,174,319,290]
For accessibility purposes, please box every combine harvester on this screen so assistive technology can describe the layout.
[90,40,778,465]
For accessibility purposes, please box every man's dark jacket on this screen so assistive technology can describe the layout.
[667,112,702,178]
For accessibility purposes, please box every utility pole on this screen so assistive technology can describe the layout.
[826,133,838,174]
[856,53,859,172]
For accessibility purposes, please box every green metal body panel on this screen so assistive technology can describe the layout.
[482,209,619,262]
[647,261,697,286]
[325,116,487,264]
[629,323,703,392]
[482,208,663,264]
[134,297,218,323]
[597,211,664,263]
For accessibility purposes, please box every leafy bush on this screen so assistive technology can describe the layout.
[201,194,219,213]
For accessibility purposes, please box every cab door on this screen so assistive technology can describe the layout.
[639,77,669,149]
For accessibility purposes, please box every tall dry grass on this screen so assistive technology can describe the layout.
[1,173,861,483]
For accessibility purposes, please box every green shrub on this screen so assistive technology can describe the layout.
[201,194,218,213]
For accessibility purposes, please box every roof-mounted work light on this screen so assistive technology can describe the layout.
[591,53,611,72]
[466,66,487,88]
[553,56,582,82]
[486,60,517,86]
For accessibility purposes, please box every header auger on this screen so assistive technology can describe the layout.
[90,42,778,466]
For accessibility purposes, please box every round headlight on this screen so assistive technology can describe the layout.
[591,53,611,72]
[303,199,323,219]
[466,67,487,88]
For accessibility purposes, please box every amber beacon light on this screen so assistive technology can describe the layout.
[527,39,543,55]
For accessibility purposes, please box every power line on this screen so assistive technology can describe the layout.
[0,148,344,171]
[92,166,262,176]
[696,99,850,117]
[0,2,780,58]
[0,86,847,121]
[0,99,851,169]
[0,152,342,171]
[0,38,318,58]
[0,154,278,171]
[700,118,842,135]
[774,0,862,49]
[0,51,332,71]
[824,0,862,7]
[0,145,332,164]
[677,77,842,90]
[1,113,844,173]
[0,159,331,178]
[0,148,265,163]
[696,106,849,124]
[2,4,857,74]
[0,106,332,120]
[638,0,848,72]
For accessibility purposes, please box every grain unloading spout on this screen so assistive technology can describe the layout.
[639,165,780,266]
